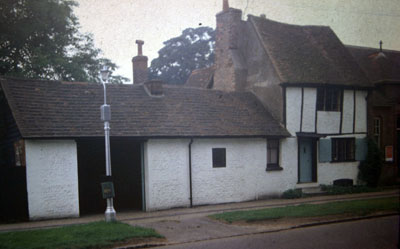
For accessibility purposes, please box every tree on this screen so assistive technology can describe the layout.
[0,0,128,83]
[149,26,215,84]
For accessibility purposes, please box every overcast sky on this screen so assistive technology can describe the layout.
[74,0,400,83]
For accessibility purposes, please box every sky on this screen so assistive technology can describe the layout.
[74,0,400,83]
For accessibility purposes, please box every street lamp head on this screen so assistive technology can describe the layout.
[100,66,111,83]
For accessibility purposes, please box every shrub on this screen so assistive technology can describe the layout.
[358,138,383,187]
[282,188,303,199]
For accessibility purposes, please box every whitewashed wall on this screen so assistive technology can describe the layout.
[341,90,354,133]
[286,87,302,135]
[317,111,341,134]
[144,139,191,211]
[25,140,79,220]
[302,88,317,132]
[145,138,297,211]
[317,134,366,184]
[355,90,368,133]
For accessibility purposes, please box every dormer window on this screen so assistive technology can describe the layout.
[316,88,341,111]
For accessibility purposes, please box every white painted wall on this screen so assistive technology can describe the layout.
[145,138,297,210]
[355,90,368,133]
[317,134,366,185]
[341,90,354,133]
[317,111,341,134]
[286,87,302,135]
[301,88,316,132]
[25,140,79,220]
[144,139,190,211]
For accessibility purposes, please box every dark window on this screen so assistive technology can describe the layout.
[212,148,226,168]
[317,88,341,111]
[373,117,381,147]
[332,138,355,162]
[267,139,281,170]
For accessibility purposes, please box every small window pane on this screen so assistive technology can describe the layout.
[316,88,324,111]
[267,139,279,168]
[212,148,226,168]
[332,138,355,162]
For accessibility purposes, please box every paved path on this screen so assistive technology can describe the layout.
[123,190,399,246]
[0,189,398,248]
[0,189,397,233]
[149,216,399,249]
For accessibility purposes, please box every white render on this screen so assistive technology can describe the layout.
[144,139,191,211]
[355,90,368,133]
[317,111,341,134]
[341,90,355,133]
[317,134,367,184]
[301,88,317,132]
[286,87,302,135]
[25,140,79,220]
[144,138,297,211]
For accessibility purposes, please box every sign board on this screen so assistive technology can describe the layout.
[385,146,393,162]
[101,181,115,199]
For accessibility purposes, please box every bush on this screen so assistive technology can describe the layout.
[358,138,383,187]
[282,189,303,199]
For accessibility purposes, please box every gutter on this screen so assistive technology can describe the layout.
[188,138,194,208]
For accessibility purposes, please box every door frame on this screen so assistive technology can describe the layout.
[297,137,317,183]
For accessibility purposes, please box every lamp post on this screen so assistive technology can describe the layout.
[100,66,116,222]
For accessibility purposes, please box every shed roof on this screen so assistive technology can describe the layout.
[0,77,289,138]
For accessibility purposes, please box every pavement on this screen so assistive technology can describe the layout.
[0,189,398,248]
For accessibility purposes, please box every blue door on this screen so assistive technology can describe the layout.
[299,138,315,183]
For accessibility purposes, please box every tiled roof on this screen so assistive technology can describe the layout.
[249,15,372,87]
[185,65,215,89]
[0,77,289,138]
[347,45,400,83]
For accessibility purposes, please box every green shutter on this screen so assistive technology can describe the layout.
[319,138,331,162]
[355,138,367,161]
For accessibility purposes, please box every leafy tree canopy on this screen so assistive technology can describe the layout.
[149,26,215,84]
[0,0,128,83]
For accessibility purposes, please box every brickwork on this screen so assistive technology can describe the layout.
[132,56,148,84]
[132,40,148,84]
[213,8,243,92]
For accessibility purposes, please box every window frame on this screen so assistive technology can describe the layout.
[316,88,341,112]
[212,148,226,168]
[332,137,355,162]
[266,139,282,171]
[373,117,381,148]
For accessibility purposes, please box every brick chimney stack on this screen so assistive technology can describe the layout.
[132,40,148,84]
[213,0,244,91]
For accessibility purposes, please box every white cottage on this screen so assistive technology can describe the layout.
[0,77,290,220]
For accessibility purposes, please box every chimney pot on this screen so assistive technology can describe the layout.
[223,0,229,11]
[144,80,164,96]
[136,40,144,56]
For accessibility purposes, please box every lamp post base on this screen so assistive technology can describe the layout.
[105,198,116,222]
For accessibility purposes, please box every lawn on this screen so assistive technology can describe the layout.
[0,221,162,249]
[210,197,399,223]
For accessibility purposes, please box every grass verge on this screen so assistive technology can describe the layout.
[210,197,399,223]
[0,221,162,249]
